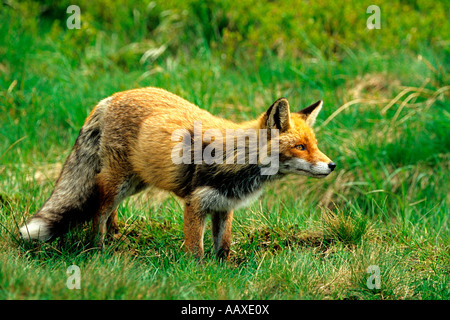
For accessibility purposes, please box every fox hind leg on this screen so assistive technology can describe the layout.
[106,208,120,239]
[92,207,120,247]
[92,171,126,249]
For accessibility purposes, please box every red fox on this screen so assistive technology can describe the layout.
[20,87,335,259]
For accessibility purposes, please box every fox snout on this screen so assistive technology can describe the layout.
[310,150,336,177]
[309,160,336,178]
[279,158,336,178]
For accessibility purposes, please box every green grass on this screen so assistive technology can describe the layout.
[0,1,449,300]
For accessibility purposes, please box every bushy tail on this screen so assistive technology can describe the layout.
[20,98,111,242]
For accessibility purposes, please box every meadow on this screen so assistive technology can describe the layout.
[0,0,449,300]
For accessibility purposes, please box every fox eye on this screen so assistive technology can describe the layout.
[295,144,306,151]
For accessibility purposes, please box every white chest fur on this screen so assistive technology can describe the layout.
[193,186,263,212]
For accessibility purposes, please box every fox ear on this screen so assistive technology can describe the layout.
[265,98,291,132]
[297,100,323,127]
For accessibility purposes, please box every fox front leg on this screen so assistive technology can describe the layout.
[183,202,206,258]
[211,210,233,260]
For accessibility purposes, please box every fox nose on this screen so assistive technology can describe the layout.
[328,162,336,171]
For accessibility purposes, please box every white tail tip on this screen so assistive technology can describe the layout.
[19,218,52,242]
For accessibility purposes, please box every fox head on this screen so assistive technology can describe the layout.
[261,98,336,178]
